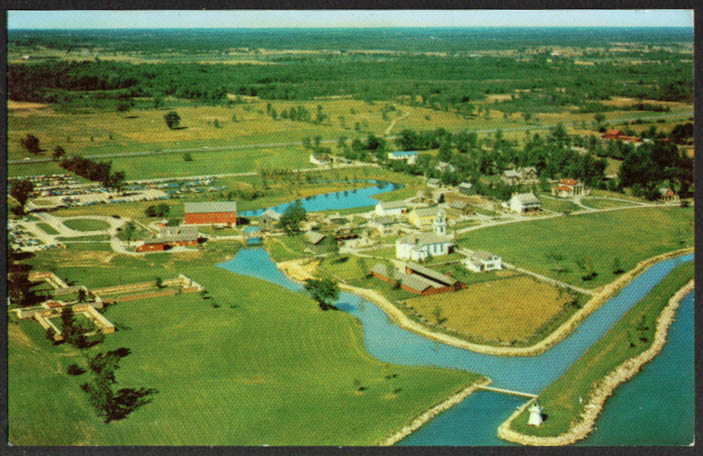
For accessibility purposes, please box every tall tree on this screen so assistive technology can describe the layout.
[163,111,181,129]
[53,145,66,161]
[303,278,340,311]
[20,134,41,155]
[10,179,34,215]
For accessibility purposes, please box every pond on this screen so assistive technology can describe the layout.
[238,180,398,216]
[218,249,694,446]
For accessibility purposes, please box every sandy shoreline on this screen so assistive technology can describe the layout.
[342,247,693,357]
[496,279,694,446]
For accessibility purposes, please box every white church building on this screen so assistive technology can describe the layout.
[395,210,452,261]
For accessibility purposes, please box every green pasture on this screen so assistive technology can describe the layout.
[9,266,481,445]
[63,219,111,232]
[510,260,693,437]
[537,196,581,214]
[457,207,693,289]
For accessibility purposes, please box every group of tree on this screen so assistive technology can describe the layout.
[7,247,40,307]
[618,139,693,199]
[20,133,41,155]
[303,278,340,311]
[59,155,126,192]
[144,203,170,218]
[163,111,181,129]
[58,306,102,348]
[10,179,35,215]
[81,348,157,423]
[277,201,307,235]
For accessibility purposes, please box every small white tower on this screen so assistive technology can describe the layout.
[433,209,446,236]
[528,402,544,427]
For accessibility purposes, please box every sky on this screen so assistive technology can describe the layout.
[7,10,694,30]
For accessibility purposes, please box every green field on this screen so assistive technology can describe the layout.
[537,196,582,214]
[580,197,638,210]
[63,219,111,232]
[457,207,693,289]
[36,222,59,235]
[509,260,693,437]
[9,265,481,445]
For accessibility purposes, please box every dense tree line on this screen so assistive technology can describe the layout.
[59,155,125,191]
[9,49,693,107]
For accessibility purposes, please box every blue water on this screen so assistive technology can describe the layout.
[577,291,694,446]
[238,180,396,216]
[217,249,694,445]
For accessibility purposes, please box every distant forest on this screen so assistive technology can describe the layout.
[8,27,694,52]
[8,28,694,107]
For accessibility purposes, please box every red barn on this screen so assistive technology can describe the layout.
[184,201,237,226]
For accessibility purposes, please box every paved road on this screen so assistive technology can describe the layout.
[9,111,692,165]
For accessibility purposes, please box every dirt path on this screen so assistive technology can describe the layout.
[384,111,408,135]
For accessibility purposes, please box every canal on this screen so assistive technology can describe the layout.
[218,249,693,446]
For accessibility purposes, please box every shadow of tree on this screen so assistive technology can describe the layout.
[107,387,159,422]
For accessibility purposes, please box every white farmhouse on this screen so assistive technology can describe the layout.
[509,193,541,213]
[375,200,408,217]
[463,250,502,272]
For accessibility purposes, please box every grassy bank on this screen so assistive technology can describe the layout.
[9,264,481,445]
[508,260,693,438]
[457,207,693,289]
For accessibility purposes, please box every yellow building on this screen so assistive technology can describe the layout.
[408,206,441,228]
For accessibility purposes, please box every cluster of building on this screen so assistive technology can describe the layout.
[602,129,642,145]
[136,225,202,252]
[501,167,539,186]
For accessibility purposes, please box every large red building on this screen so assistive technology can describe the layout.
[183,201,237,226]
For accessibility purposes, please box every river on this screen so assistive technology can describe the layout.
[218,249,693,446]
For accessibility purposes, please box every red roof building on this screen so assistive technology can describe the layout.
[183,201,237,226]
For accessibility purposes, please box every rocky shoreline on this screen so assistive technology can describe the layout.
[343,247,693,357]
[496,279,694,446]
[377,377,492,446]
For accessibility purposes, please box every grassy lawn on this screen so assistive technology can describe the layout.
[57,235,111,242]
[351,274,418,303]
[538,196,581,214]
[36,222,59,235]
[403,275,579,346]
[509,260,693,437]
[24,240,243,289]
[63,219,111,232]
[9,265,481,445]
[317,255,374,282]
[580,197,637,210]
[457,207,693,289]
[263,235,312,262]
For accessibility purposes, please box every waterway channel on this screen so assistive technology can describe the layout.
[218,249,693,446]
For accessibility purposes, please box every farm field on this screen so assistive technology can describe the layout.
[457,207,693,289]
[537,197,582,214]
[403,275,576,345]
[8,266,481,445]
[509,261,694,437]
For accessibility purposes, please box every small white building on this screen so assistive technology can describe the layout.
[427,178,441,188]
[463,250,502,273]
[528,402,544,427]
[309,153,330,166]
[387,151,419,165]
[435,161,456,173]
[509,193,541,213]
[375,200,408,217]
